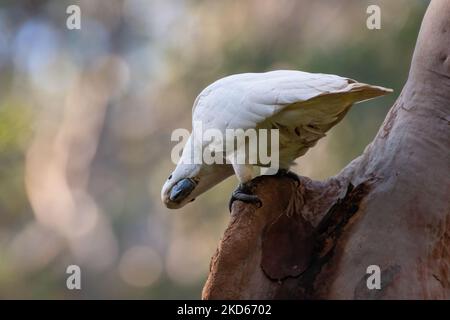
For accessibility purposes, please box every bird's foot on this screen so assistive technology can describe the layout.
[228,182,262,212]
[276,169,300,186]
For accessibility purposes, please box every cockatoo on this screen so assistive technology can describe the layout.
[161,70,391,210]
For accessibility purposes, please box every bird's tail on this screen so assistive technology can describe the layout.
[341,81,393,104]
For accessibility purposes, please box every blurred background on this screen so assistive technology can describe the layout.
[0,0,428,298]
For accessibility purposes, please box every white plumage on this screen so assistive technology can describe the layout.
[162,70,391,209]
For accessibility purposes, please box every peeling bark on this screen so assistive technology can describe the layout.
[202,0,450,300]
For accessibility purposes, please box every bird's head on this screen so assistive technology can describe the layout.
[162,132,234,209]
[161,162,234,209]
[161,162,200,209]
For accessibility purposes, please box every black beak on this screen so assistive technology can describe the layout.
[169,178,196,203]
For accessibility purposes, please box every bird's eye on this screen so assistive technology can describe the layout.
[168,174,172,180]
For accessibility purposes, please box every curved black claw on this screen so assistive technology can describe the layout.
[276,169,300,186]
[228,183,262,212]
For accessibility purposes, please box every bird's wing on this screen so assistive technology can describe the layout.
[193,70,390,129]
[192,70,392,165]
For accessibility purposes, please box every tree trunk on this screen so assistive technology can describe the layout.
[202,0,450,300]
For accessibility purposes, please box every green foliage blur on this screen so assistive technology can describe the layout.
[0,0,428,299]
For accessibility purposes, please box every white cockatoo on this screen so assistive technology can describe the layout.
[161,70,391,209]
